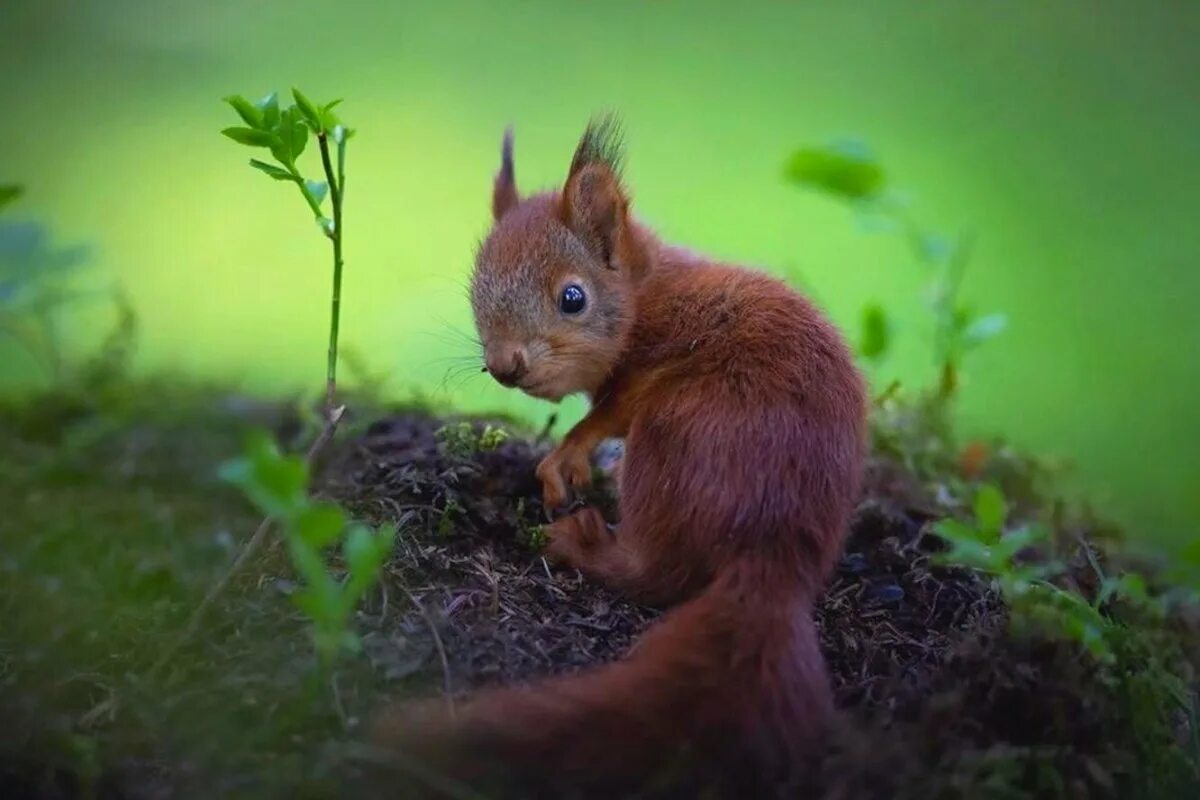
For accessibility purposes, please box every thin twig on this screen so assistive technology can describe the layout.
[1077,532,1106,584]
[394,573,455,718]
[330,671,348,729]
[306,403,346,461]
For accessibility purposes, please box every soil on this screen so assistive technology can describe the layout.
[2,404,1195,799]
[315,411,1173,798]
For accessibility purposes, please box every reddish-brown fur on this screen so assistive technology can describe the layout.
[372,118,866,797]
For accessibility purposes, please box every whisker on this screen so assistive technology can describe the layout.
[419,329,482,352]
[438,364,486,394]
[424,354,484,368]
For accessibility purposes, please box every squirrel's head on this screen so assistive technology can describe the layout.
[470,117,647,401]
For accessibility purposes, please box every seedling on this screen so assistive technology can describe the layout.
[170,90,388,677]
[435,420,510,459]
[436,498,463,538]
[0,185,98,382]
[221,89,352,414]
[933,484,1157,661]
[220,431,394,669]
[785,140,1007,400]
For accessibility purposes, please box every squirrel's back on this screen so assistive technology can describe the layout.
[613,254,865,593]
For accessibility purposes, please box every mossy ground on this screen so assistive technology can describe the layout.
[1,380,1196,799]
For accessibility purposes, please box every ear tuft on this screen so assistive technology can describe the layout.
[568,114,625,180]
[492,126,519,221]
[562,115,630,267]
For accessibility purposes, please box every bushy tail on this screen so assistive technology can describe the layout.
[370,559,832,798]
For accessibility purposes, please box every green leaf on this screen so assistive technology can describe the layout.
[289,111,309,157]
[932,518,980,545]
[852,205,897,235]
[294,503,346,549]
[858,303,889,360]
[994,524,1046,561]
[933,533,998,572]
[248,159,295,181]
[320,100,344,130]
[341,522,394,612]
[932,518,1002,571]
[0,184,23,211]
[784,144,885,201]
[918,234,953,265]
[305,179,328,207]
[963,313,1008,348]
[256,92,280,128]
[345,523,392,578]
[221,127,277,148]
[293,584,339,625]
[973,484,1007,534]
[269,107,309,167]
[292,88,323,131]
[1102,572,1152,608]
[223,94,263,128]
[218,430,307,517]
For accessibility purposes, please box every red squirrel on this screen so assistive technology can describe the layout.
[373,118,866,797]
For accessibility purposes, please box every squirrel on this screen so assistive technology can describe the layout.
[370,117,867,798]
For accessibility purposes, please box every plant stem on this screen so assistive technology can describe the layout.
[318,133,343,416]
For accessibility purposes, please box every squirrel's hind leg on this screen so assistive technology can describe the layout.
[543,507,669,603]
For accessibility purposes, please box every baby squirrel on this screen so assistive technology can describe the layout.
[373,118,867,797]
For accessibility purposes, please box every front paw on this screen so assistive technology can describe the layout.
[535,445,592,514]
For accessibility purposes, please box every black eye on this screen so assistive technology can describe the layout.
[559,284,586,315]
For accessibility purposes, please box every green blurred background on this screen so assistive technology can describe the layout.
[2,0,1197,543]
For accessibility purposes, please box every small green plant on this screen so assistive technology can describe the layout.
[435,420,510,459]
[785,140,1006,400]
[220,432,394,669]
[514,498,548,550]
[436,497,462,538]
[933,484,1149,660]
[524,524,549,551]
[221,89,352,414]
[190,89,372,672]
[0,185,99,382]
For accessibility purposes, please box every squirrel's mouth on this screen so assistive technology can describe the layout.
[518,378,565,402]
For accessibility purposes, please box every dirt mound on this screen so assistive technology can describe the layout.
[5,404,1185,800]
[320,412,1165,797]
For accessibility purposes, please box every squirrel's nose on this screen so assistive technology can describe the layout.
[485,345,528,387]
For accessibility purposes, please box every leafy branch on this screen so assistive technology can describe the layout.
[221,89,353,414]
[785,140,1007,401]
[144,90,374,681]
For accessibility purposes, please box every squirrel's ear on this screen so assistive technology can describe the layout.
[492,127,519,221]
[561,117,631,269]
[562,162,626,265]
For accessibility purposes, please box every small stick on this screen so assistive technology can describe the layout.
[395,573,455,718]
